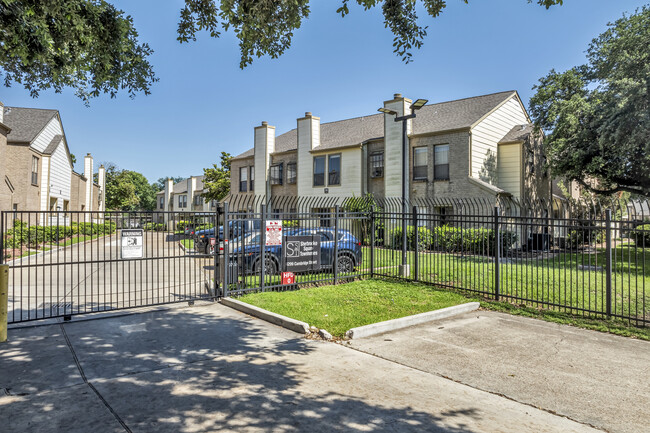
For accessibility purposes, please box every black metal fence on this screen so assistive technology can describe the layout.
[1,210,220,323]
[2,196,649,327]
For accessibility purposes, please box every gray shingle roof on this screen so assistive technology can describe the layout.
[43,135,63,155]
[499,124,533,144]
[3,106,58,143]
[232,91,517,160]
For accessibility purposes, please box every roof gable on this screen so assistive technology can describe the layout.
[3,106,58,143]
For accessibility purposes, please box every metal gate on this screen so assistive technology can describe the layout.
[1,209,222,324]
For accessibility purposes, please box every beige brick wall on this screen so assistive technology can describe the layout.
[70,173,87,211]
[270,153,297,197]
[2,143,43,212]
[230,157,255,196]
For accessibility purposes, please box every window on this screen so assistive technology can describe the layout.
[178,195,187,208]
[434,145,449,180]
[272,208,281,218]
[31,156,39,185]
[413,147,428,180]
[239,167,248,192]
[194,195,202,206]
[159,197,164,209]
[370,152,384,178]
[12,204,17,212]
[287,162,297,184]
[313,207,331,227]
[270,163,283,185]
[328,154,341,186]
[313,156,326,186]
[250,166,254,191]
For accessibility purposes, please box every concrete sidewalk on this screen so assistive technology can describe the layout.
[349,310,650,433]
[0,303,598,433]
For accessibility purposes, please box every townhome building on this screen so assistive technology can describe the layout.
[155,175,217,227]
[229,91,551,215]
[0,102,105,224]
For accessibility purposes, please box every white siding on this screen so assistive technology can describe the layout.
[470,97,528,181]
[497,143,521,198]
[40,156,50,211]
[31,117,63,153]
[50,142,72,202]
[298,148,362,197]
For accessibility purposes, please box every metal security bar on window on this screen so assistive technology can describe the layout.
[370,152,384,178]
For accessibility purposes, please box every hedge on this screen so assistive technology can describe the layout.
[5,220,116,247]
[387,225,517,256]
[632,224,650,247]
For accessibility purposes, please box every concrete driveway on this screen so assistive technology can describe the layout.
[1,303,598,433]
[349,310,650,433]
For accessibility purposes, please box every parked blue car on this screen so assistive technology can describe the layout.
[230,228,363,275]
[194,220,261,254]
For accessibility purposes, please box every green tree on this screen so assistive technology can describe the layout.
[529,6,650,196]
[0,0,156,103]
[177,1,562,68]
[202,152,232,203]
[101,163,156,210]
[152,177,186,192]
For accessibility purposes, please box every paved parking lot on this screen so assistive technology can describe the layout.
[1,303,599,433]
[349,310,650,433]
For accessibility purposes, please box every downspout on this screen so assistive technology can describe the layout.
[468,130,473,178]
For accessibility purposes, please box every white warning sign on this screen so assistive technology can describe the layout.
[121,229,144,259]
[265,220,283,246]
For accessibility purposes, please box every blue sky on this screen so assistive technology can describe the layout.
[1,0,647,181]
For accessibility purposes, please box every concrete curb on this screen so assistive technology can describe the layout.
[345,302,480,339]
[220,297,310,335]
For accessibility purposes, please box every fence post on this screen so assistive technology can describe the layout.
[605,209,612,318]
[370,206,375,278]
[494,206,501,301]
[333,205,339,285]
[222,202,230,298]
[260,204,266,292]
[412,205,419,282]
[1,264,7,342]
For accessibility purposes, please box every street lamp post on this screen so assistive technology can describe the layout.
[379,98,428,277]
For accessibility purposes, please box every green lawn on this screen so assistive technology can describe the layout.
[360,245,650,324]
[51,234,100,247]
[238,279,472,337]
[180,239,194,250]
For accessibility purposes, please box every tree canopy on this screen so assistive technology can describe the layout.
[202,152,232,203]
[0,0,156,103]
[1,0,562,101]
[529,6,650,196]
[152,177,186,192]
[99,163,156,211]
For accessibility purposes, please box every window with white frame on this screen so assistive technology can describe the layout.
[239,167,248,192]
[434,144,449,180]
[313,156,326,186]
[270,163,283,185]
[178,195,187,208]
[159,197,164,209]
[413,147,428,181]
[287,162,297,184]
[31,156,39,185]
[194,195,202,206]
[370,152,384,178]
[328,154,341,186]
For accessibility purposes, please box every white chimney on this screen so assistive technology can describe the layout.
[0,101,4,124]
[383,93,412,199]
[297,112,321,196]
[165,178,174,210]
[97,165,106,212]
[254,121,275,198]
[84,153,94,212]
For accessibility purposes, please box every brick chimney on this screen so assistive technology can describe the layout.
[254,121,275,198]
[297,112,321,196]
[383,93,412,199]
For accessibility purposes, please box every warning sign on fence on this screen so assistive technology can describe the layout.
[121,229,144,259]
[265,220,283,246]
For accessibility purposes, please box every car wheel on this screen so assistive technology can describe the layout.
[255,257,278,275]
[337,255,354,273]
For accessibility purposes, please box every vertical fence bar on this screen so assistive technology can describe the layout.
[260,204,266,292]
[214,204,221,297]
[494,206,501,301]
[223,202,230,297]
[370,206,375,278]
[605,209,612,318]
[333,205,339,285]
[412,205,419,282]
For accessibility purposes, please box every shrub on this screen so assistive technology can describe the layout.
[283,219,299,228]
[387,226,433,251]
[176,220,190,231]
[632,224,650,247]
[143,222,166,232]
[566,227,605,249]
[430,225,517,256]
